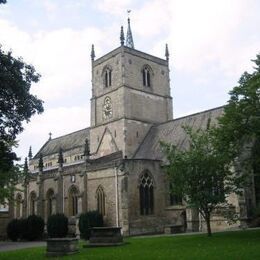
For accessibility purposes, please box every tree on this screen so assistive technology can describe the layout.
[216,54,260,213]
[216,54,260,157]
[161,125,244,236]
[0,47,44,203]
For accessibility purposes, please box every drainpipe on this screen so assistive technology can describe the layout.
[114,166,119,227]
[62,175,64,213]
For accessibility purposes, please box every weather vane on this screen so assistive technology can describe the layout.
[127,9,131,17]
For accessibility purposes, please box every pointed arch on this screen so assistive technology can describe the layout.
[68,185,79,216]
[29,191,37,215]
[139,170,154,215]
[15,193,23,219]
[102,65,112,88]
[141,65,153,87]
[46,188,55,217]
[96,185,106,216]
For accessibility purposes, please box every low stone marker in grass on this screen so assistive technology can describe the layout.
[46,237,79,257]
[88,227,123,247]
[164,224,184,234]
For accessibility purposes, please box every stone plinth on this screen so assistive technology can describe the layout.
[46,237,79,257]
[88,227,123,246]
[164,224,184,234]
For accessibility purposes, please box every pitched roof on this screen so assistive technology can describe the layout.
[134,106,224,161]
[34,128,90,158]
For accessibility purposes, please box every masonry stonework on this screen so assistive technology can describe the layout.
[2,22,257,238]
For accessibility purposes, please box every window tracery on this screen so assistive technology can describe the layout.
[96,186,105,216]
[139,171,154,215]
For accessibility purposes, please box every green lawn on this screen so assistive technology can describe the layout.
[1,229,260,260]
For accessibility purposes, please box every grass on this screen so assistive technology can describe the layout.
[1,229,260,259]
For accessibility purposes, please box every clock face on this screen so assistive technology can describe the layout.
[103,96,112,119]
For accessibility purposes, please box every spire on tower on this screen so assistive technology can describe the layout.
[126,10,134,49]
[91,44,95,61]
[165,43,169,61]
[120,26,125,46]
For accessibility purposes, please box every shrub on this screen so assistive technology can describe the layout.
[79,211,103,240]
[7,219,20,241]
[26,215,45,241]
[17,218,29,240]
[47,213,68,238]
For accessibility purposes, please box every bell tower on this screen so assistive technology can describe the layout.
[89,18,172,158]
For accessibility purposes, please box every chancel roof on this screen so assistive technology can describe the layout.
[134,106,224,161]
[34,128,90,158]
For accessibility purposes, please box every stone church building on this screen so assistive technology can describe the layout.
[3,19,257,237]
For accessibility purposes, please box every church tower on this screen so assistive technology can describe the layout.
[89,19,172,158]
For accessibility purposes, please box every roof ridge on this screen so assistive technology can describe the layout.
[158,105,225,127]
[33,127,90,159]
[48,127,90,142]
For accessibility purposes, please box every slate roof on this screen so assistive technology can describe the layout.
[34,128,90,159]
[134,106,224,161]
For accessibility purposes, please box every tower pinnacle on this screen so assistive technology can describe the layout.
[126,11,134,49]
[165,43,169,61]
[120,26,125,46]
[91,44,95,61]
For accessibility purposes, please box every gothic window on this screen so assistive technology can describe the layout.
[16,193,22,219]
[68,186,79,216]
[142,65,152,87]
[30,191,37,215]
[103,66,112,88]
[96,186,105,216]
[139,171,154,215]
[46,189,54,217]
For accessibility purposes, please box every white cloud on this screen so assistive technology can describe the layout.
[96,0,133,16]
[2,0,260,160]
[0,20,109,102]
[15,105,90,160]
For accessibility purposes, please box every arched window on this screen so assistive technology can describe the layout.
[46,189,54,217]
[139,171,154,215]
[16,193,22,219]
[142,66,152,87]
[30,191,37,215]
[68,186,79,216]
[96,186,105,216]
[103,66,112,88]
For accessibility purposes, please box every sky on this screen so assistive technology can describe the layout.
[0,0,260,162]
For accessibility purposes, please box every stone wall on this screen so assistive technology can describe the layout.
[0,212,10,240]
[124,159,169,235]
